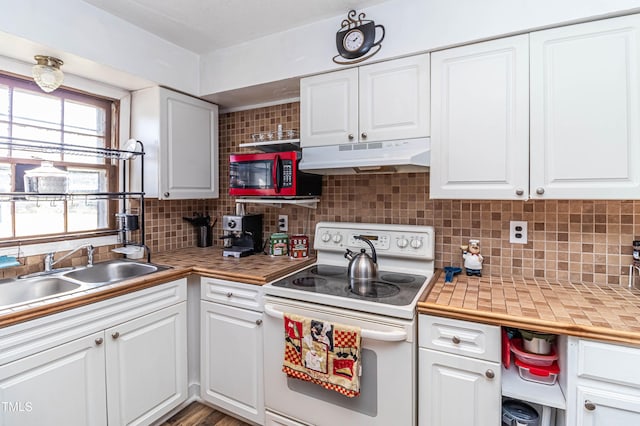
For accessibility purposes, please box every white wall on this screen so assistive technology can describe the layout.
[0,0,200,95]
[199,0,640,96]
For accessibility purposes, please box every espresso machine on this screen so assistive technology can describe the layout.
[221,213,263,257]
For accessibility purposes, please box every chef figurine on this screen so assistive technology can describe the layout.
[461,239,483,277]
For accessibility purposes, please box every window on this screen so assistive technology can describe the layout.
[0,73,117,241]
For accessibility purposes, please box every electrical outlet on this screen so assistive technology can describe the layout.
[278,215,288,232]
[509,221,528,244]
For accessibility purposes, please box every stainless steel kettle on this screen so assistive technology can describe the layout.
[344,235,378,281]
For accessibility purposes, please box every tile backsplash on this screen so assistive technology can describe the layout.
[141,102,638,286]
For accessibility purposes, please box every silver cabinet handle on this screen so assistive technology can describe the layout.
[226,292,233,298]
[536,187,545,195]
[515,188,524,196]
[451,336,461,344]
[255,319,263,326]
[163,192,170,198]
[485,369,495,379]
[584,400,596,411]
[348,134,354,140]
[111,332,120,339]
[361,132,367,139]
[95,337,104,345]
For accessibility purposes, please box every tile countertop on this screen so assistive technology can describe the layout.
[418,272,640,346]
[152,246,316,284]
[0,247,315,328]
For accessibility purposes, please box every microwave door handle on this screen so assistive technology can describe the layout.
[274,155,283,194]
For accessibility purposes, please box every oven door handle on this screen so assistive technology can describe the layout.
[264,304,408,342]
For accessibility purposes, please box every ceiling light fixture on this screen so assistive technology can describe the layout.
[32,55,64,93]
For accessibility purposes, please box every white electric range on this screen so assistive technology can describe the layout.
[263,221,435,426]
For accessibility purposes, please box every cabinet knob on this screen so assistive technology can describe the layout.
[485,369,495,379]
[111,332,120,339]
[451,336,461,344]
[361,132,368,139]
[227,292,233,298]
[515,188,524,196]
[255,319,263,326]
[163,192,170,198]
[348,134,354,140]
[536,187,545,195]
[584,400,596,411]
[95,337,104,345]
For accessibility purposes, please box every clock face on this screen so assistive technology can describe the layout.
[343,29,365,52]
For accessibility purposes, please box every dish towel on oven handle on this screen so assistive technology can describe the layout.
[282,313,362,397]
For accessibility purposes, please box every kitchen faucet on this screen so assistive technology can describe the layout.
[44,244,94,272]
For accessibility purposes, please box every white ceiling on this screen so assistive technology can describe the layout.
[81,0,388,54]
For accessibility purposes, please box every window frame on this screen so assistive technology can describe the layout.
[0,72,119,244]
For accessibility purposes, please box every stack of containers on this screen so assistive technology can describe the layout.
[510,330,559,385]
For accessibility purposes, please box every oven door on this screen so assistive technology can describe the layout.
[263,296,416,426]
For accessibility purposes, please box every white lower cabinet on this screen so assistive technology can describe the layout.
[200,279,264,425]
[418,315,501,426]
[566,337,640,425]
[106,302,188,426]
[0,279,188,426]
[419,348,501,425]
[0,331,107,426]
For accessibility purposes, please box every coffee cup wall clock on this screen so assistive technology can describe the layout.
[333,10,385,65]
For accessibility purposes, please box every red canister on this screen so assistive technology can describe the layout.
[290,234,309,259]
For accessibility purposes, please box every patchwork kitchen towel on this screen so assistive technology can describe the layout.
[282,313,362,397]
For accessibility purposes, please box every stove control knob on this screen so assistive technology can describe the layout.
[397,238,409,248]
[332,233,343,243]
[321,232,331,243]
[410,239,423,249]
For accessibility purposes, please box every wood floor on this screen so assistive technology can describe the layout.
[160,402,251,426]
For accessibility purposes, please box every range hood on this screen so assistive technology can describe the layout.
[298,138,430,175]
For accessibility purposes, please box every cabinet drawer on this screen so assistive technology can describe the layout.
[200,277,263,311]
[419,315,501,362]
[577,339,640,389]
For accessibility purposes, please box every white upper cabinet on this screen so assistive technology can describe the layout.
[300,54,430,147]
[431,13,640,200]
[131,87,219,200]
[529,14,640,199]
[300,68,358,147]
[430,35,530,199]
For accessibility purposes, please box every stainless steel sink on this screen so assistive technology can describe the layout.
[63,259,163,284]
[0,277,82,308]
[1,259,169,310]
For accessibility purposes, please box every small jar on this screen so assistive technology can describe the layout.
[633,240,640,261]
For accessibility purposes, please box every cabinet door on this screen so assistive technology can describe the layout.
[530,14,640,199]
[576,386,640,425]
[359,54,430,143]
[201,300,264,425]
[419,348,501,426]
[0,332,107,426]
[300,68,358,147]
[430,35,529,199]
[160,88,219,199]
[105,302,187,426]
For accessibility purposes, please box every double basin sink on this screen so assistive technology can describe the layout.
[0,259,170,310]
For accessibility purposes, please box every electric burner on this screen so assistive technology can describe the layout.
[348,281,401,298]
[379,273,416,284]
[292,277,327,287]
[310,265,346,276]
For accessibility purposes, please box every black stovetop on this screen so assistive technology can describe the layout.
[271,264,427,306]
